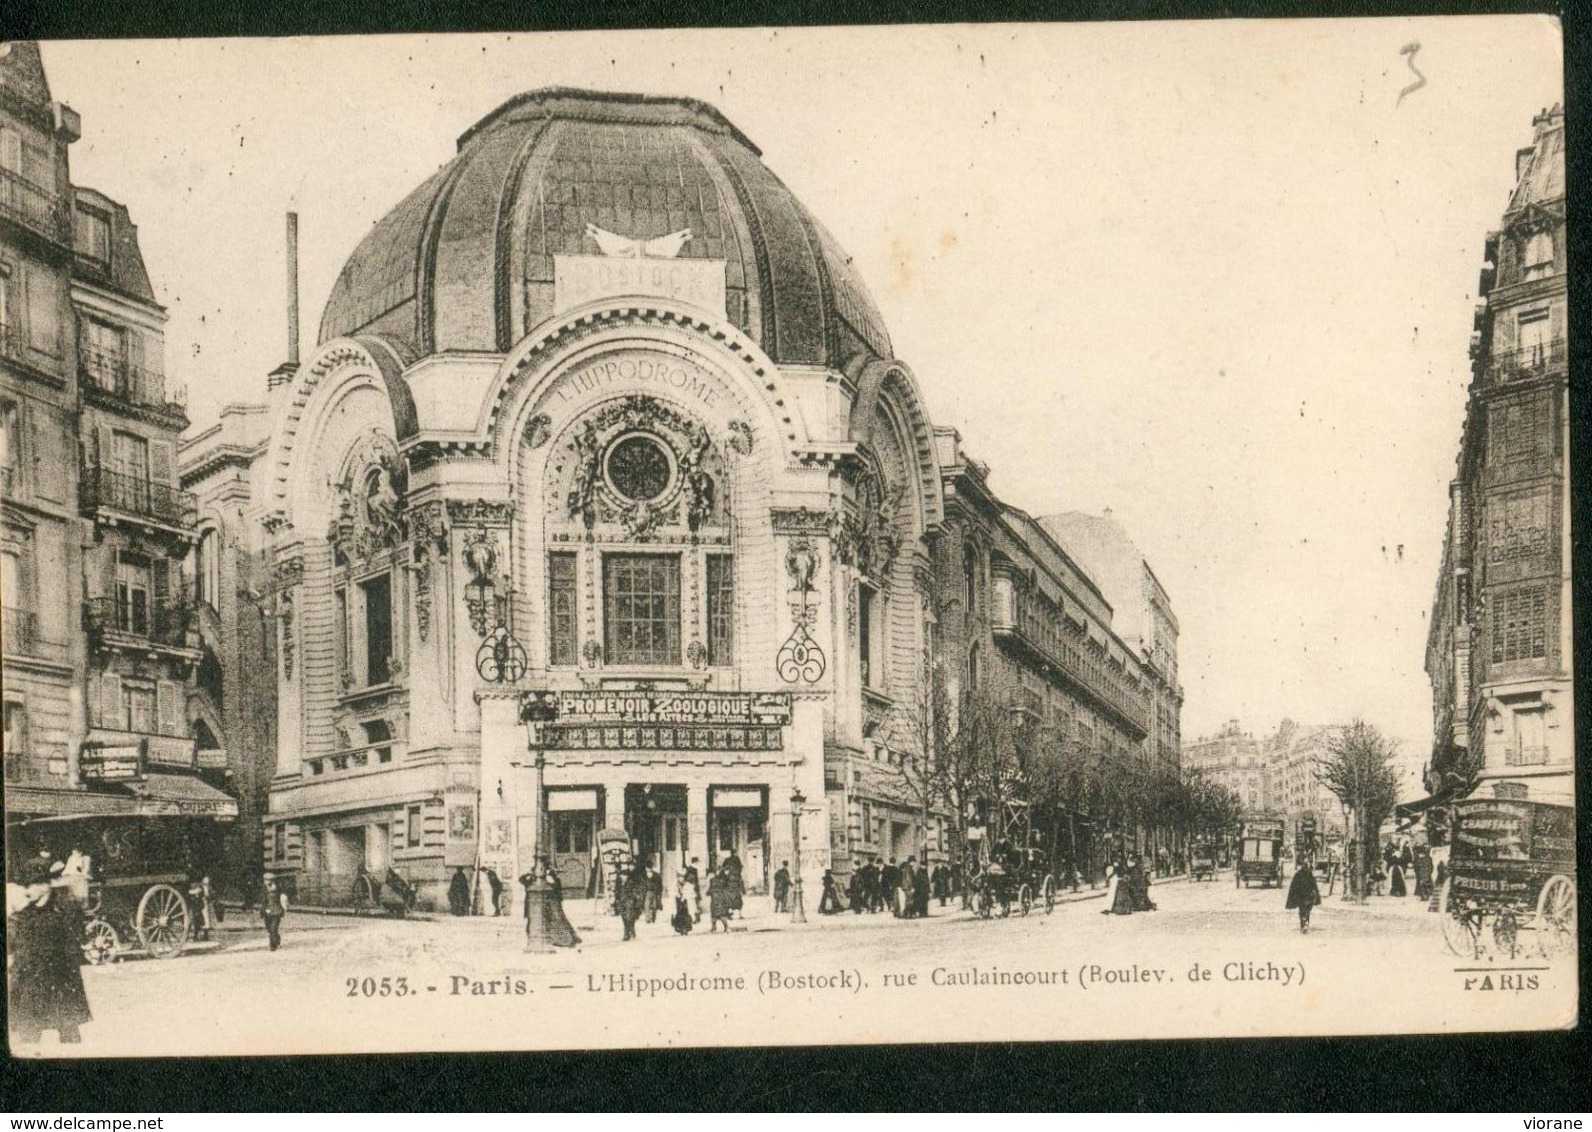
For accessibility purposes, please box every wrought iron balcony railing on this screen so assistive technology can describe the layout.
[80,465,197,530]
[1488,338,1567,382]
[84,595,196,649]
[0,167,70,244]
[79,345,187,414]
[2,607,37,654]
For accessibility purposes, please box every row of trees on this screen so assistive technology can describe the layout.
[887,668,1412,901]
[887,671,1244,880]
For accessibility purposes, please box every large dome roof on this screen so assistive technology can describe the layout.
[319,88,893,370]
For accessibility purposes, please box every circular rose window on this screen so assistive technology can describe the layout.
[605,433,674,502]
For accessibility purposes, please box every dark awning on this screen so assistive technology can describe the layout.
[123,774,239,819]
[1394,788,1454,820]
[6,776,237,823]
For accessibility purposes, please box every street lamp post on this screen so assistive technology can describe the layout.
[789,789,807,923]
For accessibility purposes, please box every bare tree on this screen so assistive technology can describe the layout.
[1315,718,1401,902]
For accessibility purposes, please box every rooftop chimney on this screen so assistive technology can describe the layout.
[268,210,301,391]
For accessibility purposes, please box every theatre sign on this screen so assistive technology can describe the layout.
[529,691,794,751]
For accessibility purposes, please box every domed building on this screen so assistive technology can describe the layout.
[184,89,948,910]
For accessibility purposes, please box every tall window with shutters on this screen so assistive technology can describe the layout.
[115,551,153,636]
[83,319,126,393]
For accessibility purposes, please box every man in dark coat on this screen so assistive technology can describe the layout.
[881,860,901,916]
[897,859,917,918]
[448,867,471,916]
[931,864,948,906]
[261,873,288,950]
[643,864,662,923]
[485,867,505,915]
[9,859,91,1044]
[1285,861,1322,932]
[847,868,865,914]
[773,861,791,913]
[617,862,649,941]
[914,860,931,917]
[721,851,744,918]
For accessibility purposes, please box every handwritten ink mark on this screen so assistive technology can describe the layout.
[1396,42,1426,107]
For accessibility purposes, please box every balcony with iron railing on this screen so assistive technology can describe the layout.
[0,168,71,245]
[2,607,37,655]
[83,595,197,651]
[1488,338,1567,383]
[79,345,187,417]
[80,465,197,531]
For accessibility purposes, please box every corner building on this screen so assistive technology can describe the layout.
[235,90,943,910]
[1425,106,1571,808]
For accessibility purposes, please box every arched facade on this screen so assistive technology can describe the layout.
[246,90,945,911]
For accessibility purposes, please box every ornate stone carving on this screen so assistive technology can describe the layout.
[581,638,604,669]
[835,461,905,581]
[279,589,296,680]
[523,412,552,450]
[461,528,500,638]
[273,556,305,590]
[560,394,724,540]
[727,419,754,458]
[329,440,408,568]
[771,506,835,536]
[446,499,514,527]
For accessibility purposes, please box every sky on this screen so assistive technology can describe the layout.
[38,18,1563,756]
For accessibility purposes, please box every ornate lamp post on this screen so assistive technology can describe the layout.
[518,694,557,953]
[789,788,807,923]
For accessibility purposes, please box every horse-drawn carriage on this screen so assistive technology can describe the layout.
[351,865,418,917]
[1438,798,1575,961]
[968,848,1057,918]
[1189,842,1217,881]
[1236,816,1285,888]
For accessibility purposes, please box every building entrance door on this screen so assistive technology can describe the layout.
[709,787,769,894]
[626,784,687,892]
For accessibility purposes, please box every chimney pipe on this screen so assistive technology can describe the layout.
[286,211,300,365]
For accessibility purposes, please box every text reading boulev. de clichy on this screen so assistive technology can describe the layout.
[343,960,1305,1001]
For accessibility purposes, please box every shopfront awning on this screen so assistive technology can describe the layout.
[124,774,239,819]
[1394,788,1455,821]
[6,776,238,824]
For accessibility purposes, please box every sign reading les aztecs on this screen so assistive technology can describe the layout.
[534,690,792,751]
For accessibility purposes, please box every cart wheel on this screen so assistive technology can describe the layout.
[1043,875,1057,914]
[1438,879,1480,959]
[352,874,377,915]
[1535,875,1576,958]
[82,919,120,965]
[135,883,192,959]
[1492,909,1520,959]
[1018,884,1033,917]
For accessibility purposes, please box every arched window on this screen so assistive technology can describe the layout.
[967,643,981,692]
[963,541,979,612]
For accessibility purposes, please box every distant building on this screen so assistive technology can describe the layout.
[934,432,1157,872]
[1040,509,1181,777]
[1265,720,1344,839]
[1183,720,1271,813]
[1424,105,1571,808]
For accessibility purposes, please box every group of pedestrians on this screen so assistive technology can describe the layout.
[446,865,509,917]
[841,858,950,918]
[1101,854,1158,916]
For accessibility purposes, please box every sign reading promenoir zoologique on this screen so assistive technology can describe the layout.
[532,690,793,750]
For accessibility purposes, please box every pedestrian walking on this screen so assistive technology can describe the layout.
[914,860,930,917]
[897,858,917,918]
[773,861,791,913]
[818,869,844,914]
[847,868,865,914]
[448,867,471,916]
[683,857,702,923]
[643,863,662,924]
[617,862,648,941]
[485,867,505,915]
[1286,861,1321,933]
[707,866,733,933]
[670,877,694,935]
[8,858,91,1045]
[931,864,948,907]
[519,860,580,947]
[261,872,288,951]
[718,852,744,920]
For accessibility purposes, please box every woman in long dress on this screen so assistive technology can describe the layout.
[9,859,91,1044]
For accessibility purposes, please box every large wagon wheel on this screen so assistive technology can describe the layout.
[352,873,378,915]
[1534,875,1576,958]
[82,919,120,965]
[1017,883,1033,917]
[1042,874,1057,914]
[135,883,191,959]
[1438,879,1481,959]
